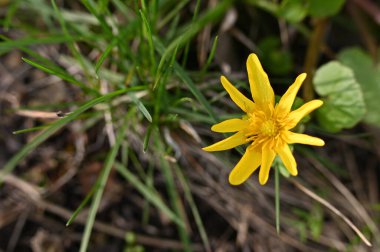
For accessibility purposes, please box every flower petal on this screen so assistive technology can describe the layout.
[246,53,275,107]
[276,144,297,176]
[277,73,307,115]
[285,131,325,146]
[202,131,246,152]
[220,76,256,113]
[287,100,324,129]
[211,118,250,133]
[258,147,276,185]
[229,148,261,185]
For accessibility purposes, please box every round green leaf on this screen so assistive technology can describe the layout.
[308,0,346,17]
[338,48,380,127]
[278,0,308,23]
[313,61,366,132]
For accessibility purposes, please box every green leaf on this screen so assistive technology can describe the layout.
[313,61,366,132]
[258,36,293,75]
[308,0,345,17]
[278,0,308,23]
[338,48,380,127]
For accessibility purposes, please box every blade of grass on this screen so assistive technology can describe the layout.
[200,35,219,75]
[1,87,145,183]
[114,162,184,227]
[13,125,51,135]
[3,0,21,31]
[130,93,152,123]
[155,0,232,86]
[139,9,156,72]
[80,0,113,37]
[143,124,154,152]
[153,38,218,122]
[182,0,202,67]
[51,0,92,80]
[174,163,211,252]
[156,135,191,251]
[111,0,135,21]
[0,35,75,55]
[22,57,99,96]
[157,0,189,30]
[95,38,117,75]
[66,184,96,226]
[79,115,128,252]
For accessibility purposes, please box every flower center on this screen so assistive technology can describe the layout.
[260,120,277,137]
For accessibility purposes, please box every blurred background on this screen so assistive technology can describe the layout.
[1,0,380,251]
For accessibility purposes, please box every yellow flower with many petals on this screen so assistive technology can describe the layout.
[203,53,325,185]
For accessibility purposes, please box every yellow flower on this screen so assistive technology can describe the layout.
[203,53,325,185]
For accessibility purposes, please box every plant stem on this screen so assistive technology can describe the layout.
[275,165,280,234]
[303,18,328,101]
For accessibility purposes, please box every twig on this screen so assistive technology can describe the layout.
[348,2,378,62]
[307,156,380,238]
[6,210,29,252]
[16,110,64,119]
[351,0,380,25]
[100,79,116,146]
[1,173,201,250]
[39,200,203,250]
[291,179,372,247]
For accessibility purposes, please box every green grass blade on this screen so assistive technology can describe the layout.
[80,0,113,37]
[201,35,219,75]
[22,57,99,96]
[79,115,129,252]
[0,35,74,55]
[115,162,184,227]
[66,185,96,226]
[130,93,152,123]
[143,124,154,152]
[155,0,232,83]
[111,0,134,20]
[1,87,145,182]
[13,125,51,135]
[139,9,156,72]
[181,0,202,66]
[174,164,211,252]
[153,39,218,122]
[3,0,20,31]
[95,38,117,74]
[157,0,189,29]
[156,136,191,251]
[51,0,92,79]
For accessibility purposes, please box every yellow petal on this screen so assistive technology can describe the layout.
[285,131,325,146]
[229,148,261,185]
[202,131,246,152]
[220,76,256,113]
[276,144,297,176]
[287,100,323,129]
[246,53,274,107]
[258,147,276,185]
[277,73,307,115]
[211,118,250,133]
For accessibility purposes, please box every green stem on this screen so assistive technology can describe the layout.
[275,165,280,234]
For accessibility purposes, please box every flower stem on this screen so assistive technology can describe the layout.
[275,165,280,234]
